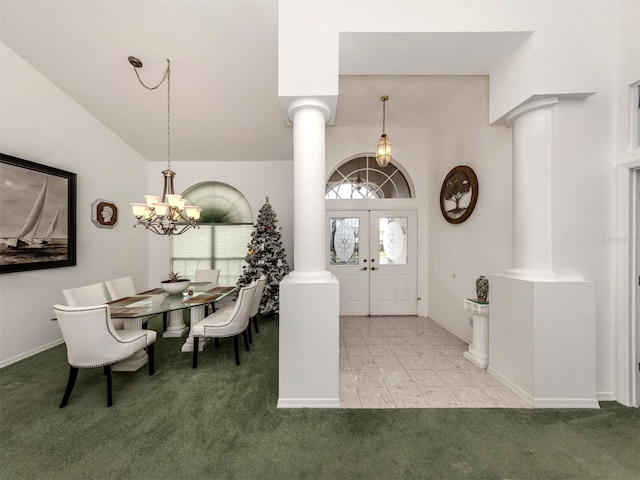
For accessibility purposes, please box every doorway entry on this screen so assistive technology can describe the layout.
[327,209,417,316]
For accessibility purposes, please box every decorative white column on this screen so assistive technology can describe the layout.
[278,98,340,408]
[288,99,333,277]
[462,299,489,369]
[505,97,558,281]
[489,96,597,408]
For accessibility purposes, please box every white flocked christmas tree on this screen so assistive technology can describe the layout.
[237,198,290,315]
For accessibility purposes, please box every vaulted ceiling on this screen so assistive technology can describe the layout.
[1,1,526,163]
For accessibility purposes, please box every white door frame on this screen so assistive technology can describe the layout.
[616,160,640,407]
[327,204,420,316]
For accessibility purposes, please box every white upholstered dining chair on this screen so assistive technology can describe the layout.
[218,275,266,344]
[105,276,163,331]
[195,269,221,315]
[191,281,257,367]
[63,282,124,330]
[104,276,137,300]
[248,275,266,341]
[53,304,156,408]
[194,269,220,285]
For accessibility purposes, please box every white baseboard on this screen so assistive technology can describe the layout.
[596,391,616,401]
[488,366,600,409]
[488,366,534,406]
[426,315,472,344]
[277,397,341,409]
[0,338,64,369]
[534,398,600,409]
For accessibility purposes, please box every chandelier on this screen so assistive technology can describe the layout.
[127,56,201,236]
[375,95,392,167]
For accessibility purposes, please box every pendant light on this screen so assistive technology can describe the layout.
[376,95,392,167]
[127,56,201,236]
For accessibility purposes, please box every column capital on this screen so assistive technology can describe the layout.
[286,98,332,124]
[505,97,559,128]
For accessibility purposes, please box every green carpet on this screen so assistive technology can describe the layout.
[1,316,638,480]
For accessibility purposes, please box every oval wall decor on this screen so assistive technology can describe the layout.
[439,165,479,224]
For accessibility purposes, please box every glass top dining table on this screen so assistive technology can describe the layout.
[107,282,237,355]
[107,283,236,319]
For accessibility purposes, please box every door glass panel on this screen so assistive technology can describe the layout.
[330,218,359,265]
[378,217,407,265]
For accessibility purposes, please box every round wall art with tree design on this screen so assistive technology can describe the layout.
[439,165,478,224]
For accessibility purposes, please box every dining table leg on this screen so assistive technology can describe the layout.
[163,309,189,338]
[181,305,210,352]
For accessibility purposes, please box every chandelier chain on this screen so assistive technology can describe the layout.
[131,59,171,168]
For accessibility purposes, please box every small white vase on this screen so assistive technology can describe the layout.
[161,279,191,295]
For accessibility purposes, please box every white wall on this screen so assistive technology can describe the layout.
[145,160,293,287]
[427,77,512,342]
[0,43,149,367]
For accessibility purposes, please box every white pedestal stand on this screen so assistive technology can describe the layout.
[462,299,490,369]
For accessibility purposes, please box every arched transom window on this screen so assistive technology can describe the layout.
[171,181,253,285]
[326,156,413,199]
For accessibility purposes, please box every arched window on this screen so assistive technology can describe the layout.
[171,182,253,286]
[326,156,413,199]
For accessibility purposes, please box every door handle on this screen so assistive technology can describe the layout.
[371,266,379,271]
[361,267,368,271]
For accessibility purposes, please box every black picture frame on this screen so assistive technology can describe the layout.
[439,165,479,224]
[0,153,77,273]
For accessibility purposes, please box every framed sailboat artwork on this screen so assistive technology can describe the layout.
[0,153,76,273]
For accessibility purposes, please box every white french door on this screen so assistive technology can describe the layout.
[327,209,418,316]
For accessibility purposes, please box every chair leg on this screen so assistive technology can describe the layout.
[192,336,199,368]
[104,365,113,407]
[162,312,168,332]
[242,330,250,352]
[214,338,220,348]
[233,335,240,365]
[253,315,260,334]
[247,322,253,344]
[147,343,155,375]
[59,366,79,408]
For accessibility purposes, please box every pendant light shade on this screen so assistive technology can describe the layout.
[376,95,392,167]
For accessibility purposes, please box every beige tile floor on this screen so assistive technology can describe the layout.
[339,316,530,409]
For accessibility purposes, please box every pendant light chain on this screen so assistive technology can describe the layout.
[382,96,386,135]
[131,59,171,169]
